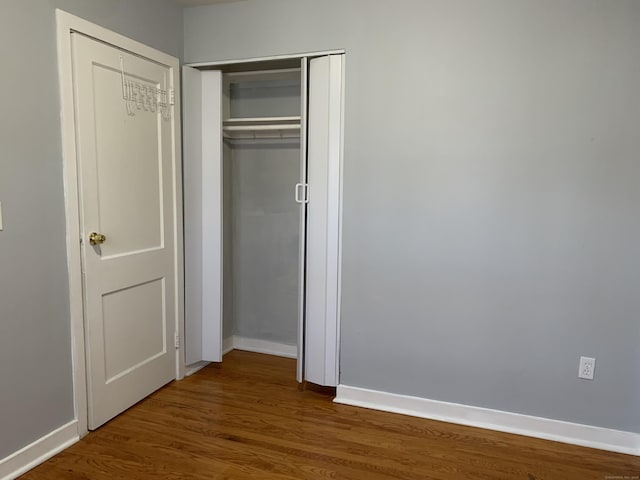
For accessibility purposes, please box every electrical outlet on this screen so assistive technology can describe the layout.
[578,356,596,380]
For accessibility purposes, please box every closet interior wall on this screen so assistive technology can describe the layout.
[222,70,302,352]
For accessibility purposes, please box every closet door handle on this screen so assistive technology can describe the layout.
[295,183,302,203]
[295,183,309,204]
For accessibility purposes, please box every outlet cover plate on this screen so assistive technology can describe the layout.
[578,356,596,380]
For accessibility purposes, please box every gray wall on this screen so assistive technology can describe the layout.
[185,0,640,433]
[227,142,300,345]
[223,142,235,341]
[230,79,301,118]
[222,77,301,345]
[0,0,182,459]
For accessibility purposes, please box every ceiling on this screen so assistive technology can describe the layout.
[178,0,247,6]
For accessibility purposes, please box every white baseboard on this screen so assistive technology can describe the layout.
[0,420,79,480]
[225,336,296,359]
[223,336,234,355]
[335,385,640,456]
[184,360,211,377]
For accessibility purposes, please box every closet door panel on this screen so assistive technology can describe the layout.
[183,67,223,364]
[305,55,343,387]
[297,58,309,383]
[201,70,224,363]
[183,66,204,365]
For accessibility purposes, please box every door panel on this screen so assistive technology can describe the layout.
[102,278,166,382]
[200,71,224,363]
[92,65,164,257]
[72,33,177,429]
[297,57,309,383]
[305,55,343,387]
[182,67,224,364]
[182,66,204,365]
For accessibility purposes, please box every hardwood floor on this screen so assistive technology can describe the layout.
[21,351,639,479]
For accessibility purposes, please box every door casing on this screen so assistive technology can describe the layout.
[56,10,185,438]
[182,51,346,385]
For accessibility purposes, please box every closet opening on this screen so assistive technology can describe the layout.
[221,66,305,366]
[183,52,344,388]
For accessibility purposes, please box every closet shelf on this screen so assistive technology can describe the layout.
[223,116,301,140]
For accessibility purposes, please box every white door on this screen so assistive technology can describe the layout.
[296,58,310,383]
[305,54,344,387]
[72,33,179,429]
[182,67,224,364]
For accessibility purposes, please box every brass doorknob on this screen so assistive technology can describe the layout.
[89,232,106,245]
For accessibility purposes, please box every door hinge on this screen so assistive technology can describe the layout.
[169,88,175,106]
[174,332,180,349]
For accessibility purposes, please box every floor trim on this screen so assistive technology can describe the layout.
[225,336,297,359]
[0,420,79,480]
[335,385,640,456]
[223,336,234,355]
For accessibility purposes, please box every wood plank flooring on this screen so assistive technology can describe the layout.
[21,351,640,479]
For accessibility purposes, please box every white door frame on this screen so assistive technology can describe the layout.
[183,51,346,386]
[56,10,185,438]
[185,50,345,69]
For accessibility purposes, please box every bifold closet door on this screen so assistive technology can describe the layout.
[305,55,344,387]
[183,66,223,364]
[296,58,309,383]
